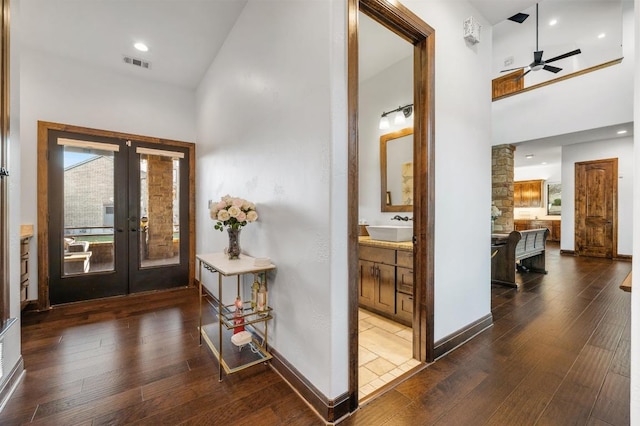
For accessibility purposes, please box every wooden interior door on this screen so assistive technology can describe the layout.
[575,159,617,258]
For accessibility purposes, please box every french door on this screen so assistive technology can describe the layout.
[47,129,190,305]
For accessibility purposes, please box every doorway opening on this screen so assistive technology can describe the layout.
[347,0,436,410]
[37,121,196,308]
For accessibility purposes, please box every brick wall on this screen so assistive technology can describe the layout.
[64,156,114,228]
[491,144,515,233]
[146,155,175,259]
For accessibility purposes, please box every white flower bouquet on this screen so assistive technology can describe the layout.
[210,195,259,231]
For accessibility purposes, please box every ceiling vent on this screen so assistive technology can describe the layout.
[123,55,151,69]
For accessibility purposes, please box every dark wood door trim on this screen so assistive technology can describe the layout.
[0,0,9,327]
[37,121,196,309]
[347,0,435,411]
[574,158,618,259]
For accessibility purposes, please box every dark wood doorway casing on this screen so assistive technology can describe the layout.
[37,121,196,310]
[574,158,618,258]
[347,0,435,411]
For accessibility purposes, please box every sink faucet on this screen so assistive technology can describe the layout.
[391,215,412,221]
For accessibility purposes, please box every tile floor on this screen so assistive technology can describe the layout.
[358,308,421,400]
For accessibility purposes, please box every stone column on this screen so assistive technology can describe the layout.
[491,144,515,233]
[146,155,175,259]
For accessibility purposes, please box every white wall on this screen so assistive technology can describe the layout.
[492,1,634,145]
[19,47,197,299]
[195,0,347,398]
[359,55,413,225]
[560,137,633,255]
[404,0,494,341]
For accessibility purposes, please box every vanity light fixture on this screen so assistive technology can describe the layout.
[379,104,413,129]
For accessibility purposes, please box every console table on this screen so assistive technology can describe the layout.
[196,253,276,381]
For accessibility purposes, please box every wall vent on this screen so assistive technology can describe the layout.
[123,55,151,69]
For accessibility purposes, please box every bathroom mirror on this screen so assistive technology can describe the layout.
[380,127,413,212]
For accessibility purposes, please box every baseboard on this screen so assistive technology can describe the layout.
[0,356,25,413]
[615,254,632,262]
[434,313,493,360]
[270,347,350,424]
[560,249,576,256]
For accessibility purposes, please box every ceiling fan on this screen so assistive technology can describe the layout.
[501,3,581,80]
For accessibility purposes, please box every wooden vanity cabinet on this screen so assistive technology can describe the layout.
[359,243,413,326]
[359,246,396,315]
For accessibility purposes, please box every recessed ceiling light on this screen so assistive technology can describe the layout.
[134,42,149,52]
[549,19,557,26]
[541,162,547,165]
[617,130,627,135]
[525,154,534,159]
[598,33,606,39]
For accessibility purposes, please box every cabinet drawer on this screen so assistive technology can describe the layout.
[359,245,395,265]
[396,250,413,268]
[396,267,413,295]
[396,292,413,324]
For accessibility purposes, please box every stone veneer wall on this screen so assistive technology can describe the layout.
[146,155,175,260]
[491,144,515,233]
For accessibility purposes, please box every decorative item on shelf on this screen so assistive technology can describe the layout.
[233,296,245,334]
[251,275,260,311]
[257,274,268,312]
[209,194,259,259]
[491,202,502,232]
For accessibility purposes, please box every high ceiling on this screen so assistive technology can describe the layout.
[20,0,537,90]
[20,0,631,167]
[20,0,248,89]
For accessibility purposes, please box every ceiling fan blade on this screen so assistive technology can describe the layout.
[501,66,526,73]
[543,65,562,73]
[515,68,532,81]
[545,49,582,63]
[533,51,543,63]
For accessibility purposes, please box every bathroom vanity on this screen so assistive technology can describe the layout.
[358,236,413,326]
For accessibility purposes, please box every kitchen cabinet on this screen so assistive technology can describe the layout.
[514,180,543,208]
[514,219,561,242]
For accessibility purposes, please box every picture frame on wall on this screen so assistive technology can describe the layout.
[547,183,561,215]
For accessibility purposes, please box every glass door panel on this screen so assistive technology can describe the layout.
[62,142,116,275]
[138,149,182,269]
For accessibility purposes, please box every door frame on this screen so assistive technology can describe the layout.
[347,0,435,410]
[37,121,196,309]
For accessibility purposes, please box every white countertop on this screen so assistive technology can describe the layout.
[196,252,275,276]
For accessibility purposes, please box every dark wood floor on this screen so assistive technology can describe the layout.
[2,245,631,425]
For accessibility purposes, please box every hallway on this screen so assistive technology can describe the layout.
[2,245,631,425]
